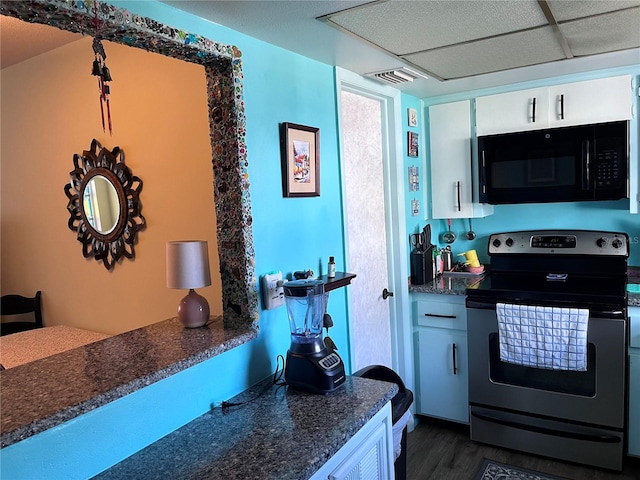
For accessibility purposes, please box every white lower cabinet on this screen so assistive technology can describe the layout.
[629,307,640,457]
[311,402,394,480]
[629,353,639,457]
[413,294,469,424]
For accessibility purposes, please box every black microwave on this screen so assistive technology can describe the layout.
[478,121,629,205]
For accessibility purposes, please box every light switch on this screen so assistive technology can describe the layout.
[262,271,284,310]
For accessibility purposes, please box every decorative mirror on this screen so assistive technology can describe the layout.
[1,0,258,329]
[64,139,145,271]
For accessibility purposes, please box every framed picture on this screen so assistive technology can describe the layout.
[408,131,419,157]
[408,165,419,191]
[280,122,320,197]
[408,107,418,127]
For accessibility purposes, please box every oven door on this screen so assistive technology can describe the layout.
[467,299,626,426]
[466,298,627,470]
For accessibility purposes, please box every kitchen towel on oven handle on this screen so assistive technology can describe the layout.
[496,303,589,371]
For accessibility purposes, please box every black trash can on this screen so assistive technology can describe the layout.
[353,365,414,480]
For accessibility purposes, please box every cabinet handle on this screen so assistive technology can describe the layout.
[560,94,565,120]
[424,313,457,319]
[532,97,537,123]
[456,181,461,212]
[452,343,458,375]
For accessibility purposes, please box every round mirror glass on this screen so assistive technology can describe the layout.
[83,175,120,235]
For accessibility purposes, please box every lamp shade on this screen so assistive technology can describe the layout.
[166,240,212,290]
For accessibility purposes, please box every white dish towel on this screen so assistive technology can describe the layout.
[496,303,589,371]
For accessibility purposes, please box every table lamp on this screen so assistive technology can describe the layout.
[166,240,212,328]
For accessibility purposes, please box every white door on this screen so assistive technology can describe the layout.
[336,69,412,386]
[340,89,392,370]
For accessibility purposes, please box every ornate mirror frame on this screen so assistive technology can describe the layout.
[1,0,258,329]
[64,139,145,271]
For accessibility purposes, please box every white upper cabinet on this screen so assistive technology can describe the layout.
[429,100,493,219]
[476,87,549,135]
[476,75,633,136]
[547,76,632,128]
[430,101,473,219]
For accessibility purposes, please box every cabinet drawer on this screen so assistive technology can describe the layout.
[415,298,467,330]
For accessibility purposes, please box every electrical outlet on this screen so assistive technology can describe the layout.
[262,271,284,310]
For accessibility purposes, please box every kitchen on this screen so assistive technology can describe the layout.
[1,0,640,478]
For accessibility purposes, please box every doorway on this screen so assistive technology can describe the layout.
[336,69,412,391]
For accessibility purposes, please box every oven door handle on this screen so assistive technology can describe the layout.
[470,410,621,444]
[466,299,497,310]
[466,299,626,319]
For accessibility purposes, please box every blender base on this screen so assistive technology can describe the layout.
[285,348,346,394]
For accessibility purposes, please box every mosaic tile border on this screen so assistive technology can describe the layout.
[1,0,258,329]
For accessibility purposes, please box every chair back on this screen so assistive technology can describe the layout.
[1,291,43,336]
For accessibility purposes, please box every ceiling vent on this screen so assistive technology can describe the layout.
[365,67,429,85]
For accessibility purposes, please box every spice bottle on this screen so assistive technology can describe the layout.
[328,256,336,278]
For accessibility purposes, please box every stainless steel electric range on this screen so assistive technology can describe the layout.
[466,230,628,471]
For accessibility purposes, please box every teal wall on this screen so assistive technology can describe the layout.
[1,1,350,478]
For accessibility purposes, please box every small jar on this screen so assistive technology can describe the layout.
[328,256,336,278]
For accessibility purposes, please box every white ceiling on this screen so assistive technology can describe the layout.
[161,0,640,97]
[3,1,640,98]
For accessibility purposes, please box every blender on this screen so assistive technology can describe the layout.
[283,279,345,394]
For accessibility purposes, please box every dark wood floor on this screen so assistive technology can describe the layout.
[405,415,640,480]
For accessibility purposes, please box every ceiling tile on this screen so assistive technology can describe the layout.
[548,0,640,21]
[403,26,566,80]
[559,8,640,56]
[326,0,548,55]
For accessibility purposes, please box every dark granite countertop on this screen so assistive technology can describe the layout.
[0,316,257,448]
[409,273,483,296]
[411,270,640,306]
[93,376,398,480]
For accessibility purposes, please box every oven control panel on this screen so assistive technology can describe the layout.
[488,230,629,256]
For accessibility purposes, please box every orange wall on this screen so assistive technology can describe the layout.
[1,36,222,334]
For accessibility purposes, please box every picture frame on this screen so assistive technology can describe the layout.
[408,165,419,191]
[280,122,320,197]
[408,107,418,127]
[408,131,419,157]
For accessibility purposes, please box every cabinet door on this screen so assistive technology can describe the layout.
[548,75,632,128]
[475,87,549,136]
[429,100,473,219]
[415,328,469,423]
[629,353,640,457]
[311,403,393,480]
[328,421,387,480]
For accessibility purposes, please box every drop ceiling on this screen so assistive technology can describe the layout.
[321,0,640,80]
[3,1,639,98]
[163,0,640,97]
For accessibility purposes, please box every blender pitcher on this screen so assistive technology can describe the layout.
[284,279,325,346]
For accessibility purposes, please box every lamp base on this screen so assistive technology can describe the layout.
[177,289,210,328]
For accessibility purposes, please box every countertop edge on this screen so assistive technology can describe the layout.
[0,319,258,448]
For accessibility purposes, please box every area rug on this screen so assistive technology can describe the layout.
[474,458,567,480]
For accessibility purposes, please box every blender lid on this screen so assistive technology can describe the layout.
[283,279,325,297]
